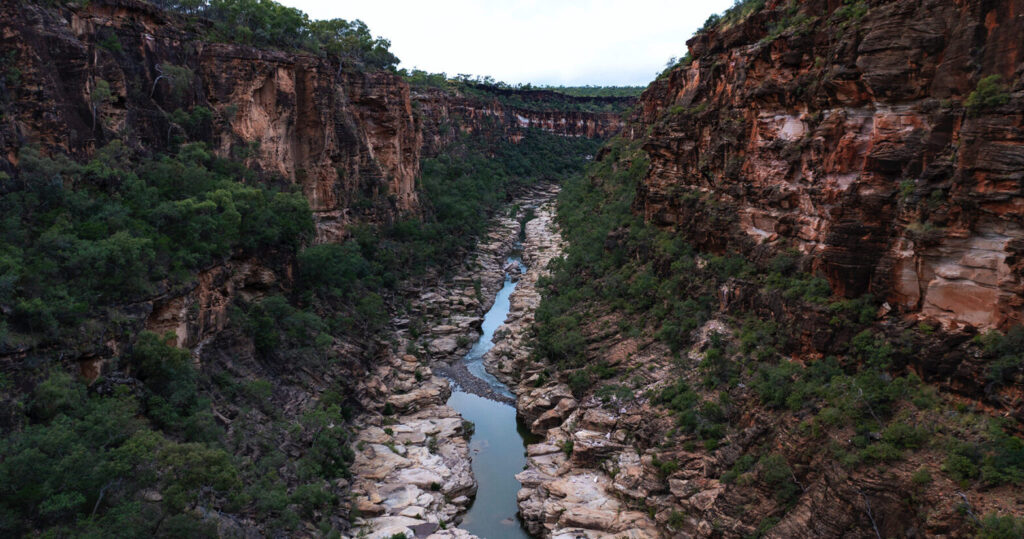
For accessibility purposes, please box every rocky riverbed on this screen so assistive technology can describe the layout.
[483,194,663,538]
[347,183,662,538]
[347,186,558,538]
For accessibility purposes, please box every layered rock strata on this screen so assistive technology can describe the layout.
[632,0,1024,330]
[1,0,626,245]
[414,88,628,155]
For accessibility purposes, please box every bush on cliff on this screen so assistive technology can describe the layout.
[965,75,1011,116]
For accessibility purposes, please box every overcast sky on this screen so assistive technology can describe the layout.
[278,0,735,86]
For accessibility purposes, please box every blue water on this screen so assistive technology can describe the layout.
[464,270,519,400]
[447,260,533,538]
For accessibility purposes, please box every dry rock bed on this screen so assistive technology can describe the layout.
[346,185,560,538]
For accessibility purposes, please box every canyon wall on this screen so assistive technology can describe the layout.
[414,87,626,155]
[0,0,626,353]
[2,0,421,244]
[632,0,1024,331]
[0,0,626,243]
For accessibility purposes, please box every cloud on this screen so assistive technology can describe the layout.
[279,0,734,86]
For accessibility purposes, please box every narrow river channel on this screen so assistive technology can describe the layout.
[446,258,536,539]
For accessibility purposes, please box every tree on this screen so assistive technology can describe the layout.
[150,63,194,100]
[90,79,114,131]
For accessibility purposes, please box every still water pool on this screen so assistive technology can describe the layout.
[446,262,536,538]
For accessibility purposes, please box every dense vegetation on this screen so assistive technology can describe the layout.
[537,86,645,98]
[0,141,311,351]
[0,137,344,535]
[530,134,1024,534]
[295,128,603,316]
[0,332,354,537]
[0,124,600,535]
[149,0,399,69]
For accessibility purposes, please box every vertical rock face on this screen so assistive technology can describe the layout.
[1,0,422,244]
[413,87,628,156]
[196,44,423,242]
[632,0,1024,330]
[1,0,626,244]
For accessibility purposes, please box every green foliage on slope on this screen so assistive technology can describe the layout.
[295,128,602,313]
[965,75,1011,116]
[0,141,311,350]
[530,133,1024,527]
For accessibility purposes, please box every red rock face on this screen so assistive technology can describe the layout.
[632,0,1024,330]
[1,0,424,243]
[0,0,629,358]
[195,44,425,243]
[0,0,625,244]
[413,87,628,157]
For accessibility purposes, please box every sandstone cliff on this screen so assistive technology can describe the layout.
[414,86,627,155]
[0,0,626,245]
[632,0,1024,331]
[2,0,420,243]
[0,0,627,356]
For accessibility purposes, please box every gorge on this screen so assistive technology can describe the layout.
[2,0,1024,538]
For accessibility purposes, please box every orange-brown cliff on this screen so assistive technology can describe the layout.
[0,0,626,244]
[631,0,1024,331]
[0,0,627,352]
[2,0,421,243]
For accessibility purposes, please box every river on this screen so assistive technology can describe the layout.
[446,259,536,539]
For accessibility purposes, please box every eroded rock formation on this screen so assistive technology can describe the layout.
[0,0,629,364]
[632,0,1024,330]
[0,0,626,245]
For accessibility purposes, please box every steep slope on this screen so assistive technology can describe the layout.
[0,1,626,536]
[0,0,627,243]
[2,0,419,243]
[634,0,1024,330]
[512,1,1024,537]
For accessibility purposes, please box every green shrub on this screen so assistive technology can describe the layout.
[651,456,679,478]
[965,75,1011,116]
[859,442,902,463]
[943,445,980,482]
[700,334,737,388]
[911,468,932,486]
[721,454,757,484]
[975,326,1024,386]
[758,453,799,503]
[881,421,927,450]
[833,0,868,27]
[978,513,1024,539]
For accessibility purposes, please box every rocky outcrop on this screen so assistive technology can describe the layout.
[631,0,1024,331]
[199,47,424,243]
[348,358,478,538]
[145,256,281,350]
[484,191,564,391]
[479,196,662,538]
